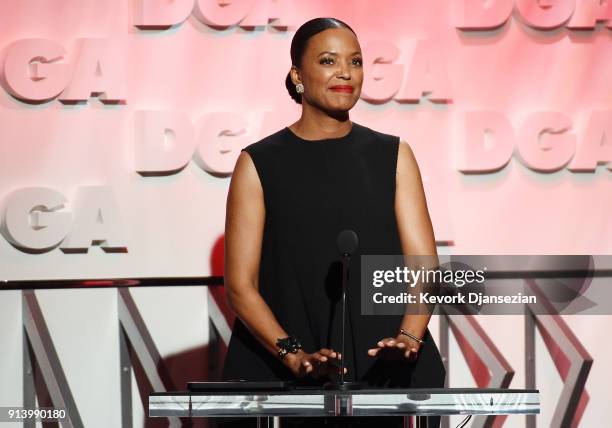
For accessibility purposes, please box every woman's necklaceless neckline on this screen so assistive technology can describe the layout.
[284,123,356,142]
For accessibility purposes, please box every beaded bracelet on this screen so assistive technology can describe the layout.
[276,336,303,360]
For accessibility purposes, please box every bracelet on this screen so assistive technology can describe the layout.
[399,328,425,345]
[276,336,303,360]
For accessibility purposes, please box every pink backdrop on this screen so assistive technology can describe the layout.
[2,1,611,281]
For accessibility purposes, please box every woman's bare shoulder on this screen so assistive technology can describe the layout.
[397,139,421,177]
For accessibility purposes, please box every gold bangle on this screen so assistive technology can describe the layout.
[399,328,424,345]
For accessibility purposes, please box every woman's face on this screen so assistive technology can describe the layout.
[292,27,363,113]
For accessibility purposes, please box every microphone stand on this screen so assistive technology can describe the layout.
[333,251,360,391]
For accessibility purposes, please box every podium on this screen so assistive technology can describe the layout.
[149,387,539,427]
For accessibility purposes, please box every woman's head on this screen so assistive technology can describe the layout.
[285,18,363,113]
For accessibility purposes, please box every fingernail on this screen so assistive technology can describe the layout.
[377,341,383,347]
[397,343,405,348]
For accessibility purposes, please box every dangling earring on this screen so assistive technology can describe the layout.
[295,83,304,94]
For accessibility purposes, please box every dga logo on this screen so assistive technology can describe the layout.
[0,186,127,254]
[133,0,297,30]
[455,0,612,31]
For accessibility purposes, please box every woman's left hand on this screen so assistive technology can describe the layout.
[367,336,420,362]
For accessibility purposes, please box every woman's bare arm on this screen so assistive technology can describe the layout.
[224,151,289,356]
[395,140,439,342]
[367,140,440,360]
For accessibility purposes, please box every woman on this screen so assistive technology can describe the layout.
[221,17,446,427]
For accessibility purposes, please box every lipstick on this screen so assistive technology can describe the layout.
[330,85,353,93]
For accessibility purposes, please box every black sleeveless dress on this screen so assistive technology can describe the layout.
[221,122,446,427]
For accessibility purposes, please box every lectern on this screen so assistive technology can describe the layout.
[149,386,539,427]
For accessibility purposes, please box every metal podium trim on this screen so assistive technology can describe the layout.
[149,389,540,418]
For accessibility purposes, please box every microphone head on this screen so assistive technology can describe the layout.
[337,229,359,256]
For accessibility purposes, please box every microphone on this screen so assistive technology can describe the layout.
[337,229,358,256]
[329,229,361,390]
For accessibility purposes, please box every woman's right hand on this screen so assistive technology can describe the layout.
[284,348,346,379]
